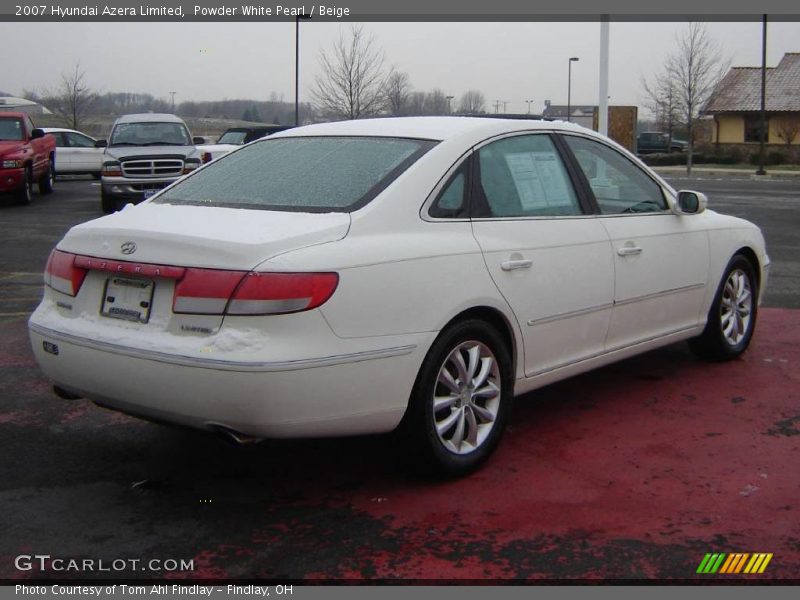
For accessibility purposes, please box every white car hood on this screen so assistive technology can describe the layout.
[58,203,351,270]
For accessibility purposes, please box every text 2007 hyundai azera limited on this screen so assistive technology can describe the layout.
[29,117,768,475]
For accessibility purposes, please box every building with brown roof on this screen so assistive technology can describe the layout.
[704,53,800,151]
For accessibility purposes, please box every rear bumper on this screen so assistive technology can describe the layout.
[0,167,25,192]
[28,317,432,439]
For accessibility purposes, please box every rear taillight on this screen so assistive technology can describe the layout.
[173,269,338,316]
[201,152,212,164]
[44,250,88,296]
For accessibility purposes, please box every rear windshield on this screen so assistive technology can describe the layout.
[154,136,436,212]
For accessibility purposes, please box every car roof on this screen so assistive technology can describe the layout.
[41,127,87,134]
[274,116,597,143]
[113,113,186,124]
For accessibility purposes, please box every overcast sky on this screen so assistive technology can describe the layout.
[1,20,798,115]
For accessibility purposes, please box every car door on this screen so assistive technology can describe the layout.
[64,131,100,173]
[561,134,709,350]
[48,132,70,173]
[468,133,615,377]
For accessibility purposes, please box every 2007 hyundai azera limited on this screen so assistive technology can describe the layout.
[29,117,769,476]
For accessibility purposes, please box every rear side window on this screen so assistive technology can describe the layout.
[155,136,436,212]
[474,134,581,218]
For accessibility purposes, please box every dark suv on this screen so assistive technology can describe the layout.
[637,132,688,154]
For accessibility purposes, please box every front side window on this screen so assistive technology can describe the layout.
[110,122,191,147]
[155,136,436,212]
[474,134,581,218]
[0,119,24,141]
[563,135,667,215]
[217,131,247,145]
[66,132,95,148]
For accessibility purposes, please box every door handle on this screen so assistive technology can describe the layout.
[501,259,533,271]
[617,246,643,256]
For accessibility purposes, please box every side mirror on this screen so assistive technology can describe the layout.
[31,128,45,139]
[192,136,206,145]
[675,190,707,215]
[95,139,108,148]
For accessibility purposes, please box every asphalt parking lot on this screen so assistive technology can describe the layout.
[1,176,799,581]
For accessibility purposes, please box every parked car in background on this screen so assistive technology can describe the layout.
[637,131,688,154]
[96,113,204,214]
[42,128,104,179]
[29,117,768,476]
[197,125,293,163]
[0,111,55,204]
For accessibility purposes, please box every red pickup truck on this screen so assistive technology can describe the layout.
[0,111,56,204]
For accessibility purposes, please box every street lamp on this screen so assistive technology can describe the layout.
[525,99,535,114]
[295,13,312,127]
[446,95,454,114]
[567,57,579,122]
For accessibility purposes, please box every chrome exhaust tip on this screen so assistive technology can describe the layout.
[207,423,263,446]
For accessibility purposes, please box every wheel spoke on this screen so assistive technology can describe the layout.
[453,351,469,386]
[450,408,466,449]
[473,381,500,400]
[470,402,495,424]
[434,395,458,412]
[464,406,479,447]
[436,409,460,436]
[437,368,460,394]
[465,345,481,382]
[472,356,494,388]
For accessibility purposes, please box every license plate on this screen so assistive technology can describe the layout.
[143,189,158,199]
[101,277,155,323]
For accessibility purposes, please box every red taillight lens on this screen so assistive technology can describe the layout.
[172,269,338,316]
[44,250,88,296]
[201,152,212,164]
[173,268,246,314]
[228,272,339,315]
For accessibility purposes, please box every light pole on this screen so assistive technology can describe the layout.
[525,99,535,114]
[567,57,579,122]
[295,13,312,127]
[445,95,454,114]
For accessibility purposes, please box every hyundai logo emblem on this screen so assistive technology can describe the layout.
[120,241,137,255]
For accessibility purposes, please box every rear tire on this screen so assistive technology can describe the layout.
[402,319,513,477]
[689,255,758,361]
[101,189,115,214]
[15,166,33,205]
[38,158,55,194]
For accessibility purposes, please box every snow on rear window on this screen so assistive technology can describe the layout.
[154,136,435,212]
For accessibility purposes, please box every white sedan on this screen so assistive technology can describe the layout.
[29,117,769,476]
[41,127,104,178]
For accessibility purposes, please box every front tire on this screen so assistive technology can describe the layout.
[38,158,55,194]
[101,189,115,214]
[403,319,513,477]
[15,166,33,204]
[689,255,758,361]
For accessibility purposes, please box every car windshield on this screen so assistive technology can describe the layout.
[109,122,191,146]
[217,131,248,145]
[0,118,24,141]
[154,136,436,213]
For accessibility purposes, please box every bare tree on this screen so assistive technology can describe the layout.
[312,25,390,120]
[665,23,730,175]
[49,63,97,130]
[775,116,800,146]
[641,71,680,145]
[424,89,450,115]
[385,71,411,116]
[459,90,486,115]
